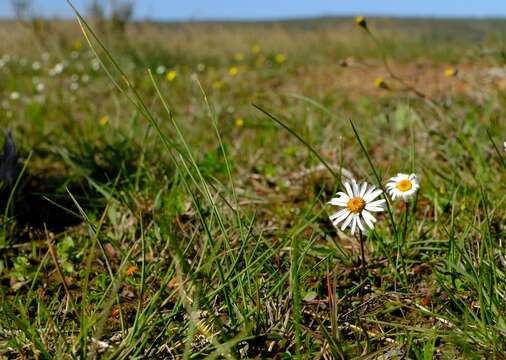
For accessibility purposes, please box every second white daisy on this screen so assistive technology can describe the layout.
[329,179,385,235]
[386,173,419,201]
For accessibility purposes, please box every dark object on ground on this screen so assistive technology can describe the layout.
[0,130,17,184]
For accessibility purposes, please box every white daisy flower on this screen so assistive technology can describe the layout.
[156,65,167,75]
[91,59,100,71]
[49,63,64,76]
[386,173,420,201]
[329,179,386,235]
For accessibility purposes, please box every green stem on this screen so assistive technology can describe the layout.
[397,201,409,285]
[359,230,366,279]
[402,201,409,245]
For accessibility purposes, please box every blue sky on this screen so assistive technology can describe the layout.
[1,0,506,20]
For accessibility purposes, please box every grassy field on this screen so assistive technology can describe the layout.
[0,12,505,359]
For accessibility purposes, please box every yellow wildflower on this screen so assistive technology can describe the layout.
[355,16,367,29]
[275,53,286,64]
[99,115,109,126]
[251,44,261,54]
[166,70,177,81]
[228,66,239,77]
[374,77,388,89]
[235,117,244,127]
[444,67,458,77]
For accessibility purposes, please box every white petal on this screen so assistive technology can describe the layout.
[331,209,350,226]
[356,215,365,231]
[335,192,350,200]
[340,213,353,231]
[367,199,386,208]
[350,214,357,234]
[344,181,354,198]
[365,199,386,211]
[359,182,368,198]
[351,180,359,196]
[330,209,347,221]
[385,181,396,190]
[363,184,380,199]
[328,197,348,206]
[364,189,383,202]
[389,175,399,182]
[366,207,384,212]
[362,210,376,229]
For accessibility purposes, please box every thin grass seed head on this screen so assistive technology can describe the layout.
[386,173,420,201]
[328,179,386,235]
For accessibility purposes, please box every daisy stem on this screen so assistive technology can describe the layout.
[402,201,409,245]
[359,230,367,279]
[397,202,409,284]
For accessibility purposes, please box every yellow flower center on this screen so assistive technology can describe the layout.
[396,179,413,192]
[347,197,366,214]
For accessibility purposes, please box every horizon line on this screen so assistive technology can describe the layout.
[1,13,506,22]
